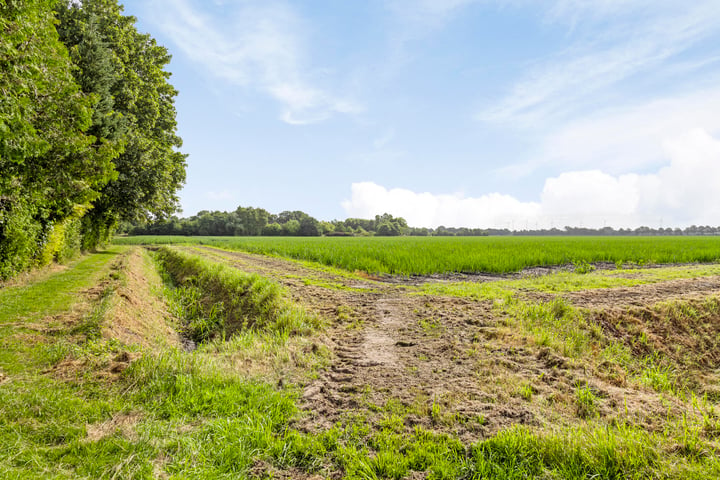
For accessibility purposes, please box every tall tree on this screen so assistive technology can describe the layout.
[56,0,187,247]
[0,0,113,277]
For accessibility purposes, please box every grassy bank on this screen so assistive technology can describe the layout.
[153,246,320,341]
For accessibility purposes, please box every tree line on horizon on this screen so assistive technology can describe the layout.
[125,208,419,237]
[125,206,720,237]
[0,0,186,279]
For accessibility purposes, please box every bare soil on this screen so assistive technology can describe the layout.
[85,412,142,442]
[44,248,180,381]
[104,248,182,350]
[189,247,715,442]
[544,276,720,310]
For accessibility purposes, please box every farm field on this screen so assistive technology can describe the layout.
[114,235,720,275]
[2,241,720,478]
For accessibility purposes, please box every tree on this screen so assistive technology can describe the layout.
[298,216,320,236]
[282,220,300,236]
[235,206,269,236]
[0,0,112,277]
[262,223,283,236]
[376,222,401,236]
[56,0,186,247]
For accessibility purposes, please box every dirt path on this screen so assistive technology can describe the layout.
[186,246,715,441]
[560,276,720,310]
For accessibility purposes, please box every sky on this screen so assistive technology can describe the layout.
[121,0,720,230]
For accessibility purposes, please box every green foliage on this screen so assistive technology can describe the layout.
[573,259,597,274]
[235,206,270,235]
[0,199,42,278]
[55,0,187,234]
[0,0,107,278]
[167,284,225,343]
[376,221,402,236]
[576,384,599,418]
[0,0,186,279]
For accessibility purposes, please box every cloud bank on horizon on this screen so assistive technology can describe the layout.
[343,129,720,229]
[128,0,720,227]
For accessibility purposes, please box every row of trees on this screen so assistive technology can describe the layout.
[128,207,720,238]
[126,209,414,237]
[503,226,720,236]
[0,0,186,278]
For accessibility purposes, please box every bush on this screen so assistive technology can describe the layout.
[0,200,42,279]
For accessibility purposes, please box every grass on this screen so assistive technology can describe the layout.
[420,263,720,301]
[4,245,720,478]
[154,246,321,339]
[0,248,123,324]
[115,235,720,275]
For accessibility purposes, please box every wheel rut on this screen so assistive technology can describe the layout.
[180,246,706,441]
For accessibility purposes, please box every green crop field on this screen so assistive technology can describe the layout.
[114,235,720,275]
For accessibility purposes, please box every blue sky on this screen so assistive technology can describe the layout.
[122,0,720,229]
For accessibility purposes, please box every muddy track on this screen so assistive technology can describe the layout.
[184,246,705,440]
[559,276,720,310]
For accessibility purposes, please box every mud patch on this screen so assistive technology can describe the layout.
[48,349,140,382]
[249,460,334,480]
[556,276,720,310]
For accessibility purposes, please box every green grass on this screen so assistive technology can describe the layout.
[115,235,720,275]
[0,248,124,324]
[154,246,321,339]
[5,246,720,478]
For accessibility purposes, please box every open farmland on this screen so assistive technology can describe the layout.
[115,235,720,275]
[3,239,720,478]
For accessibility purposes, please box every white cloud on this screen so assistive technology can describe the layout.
[342,182,541,229]
[526,86,720,174]
[479,1,720,126]
[343,129,720,229]
[148,0,360,124]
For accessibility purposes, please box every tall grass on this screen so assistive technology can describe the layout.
[154,247,320,339]
[115,236,720,275]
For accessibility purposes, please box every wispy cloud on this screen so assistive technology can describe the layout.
[479,1,720,126]
[147,0,360,124]
[492,84,720,177]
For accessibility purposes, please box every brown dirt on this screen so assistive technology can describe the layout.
[103,248,182,350]
[249,460,333,480]
[189,247,698,442]
[554,276,720,310]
